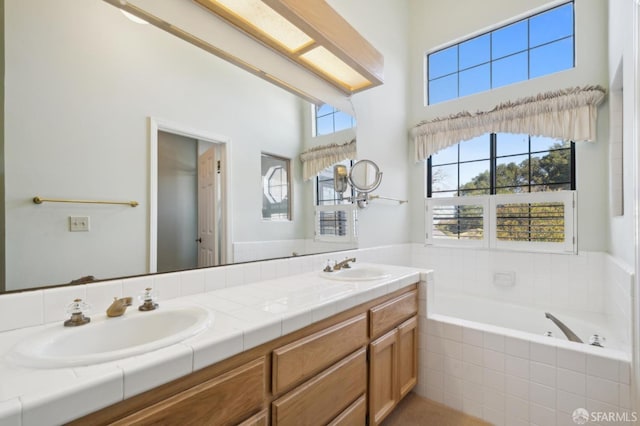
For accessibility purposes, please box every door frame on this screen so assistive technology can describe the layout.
[148,117,232,273]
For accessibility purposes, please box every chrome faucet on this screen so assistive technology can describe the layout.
[545,312,583,343]
[334,257,356,271]
[106,297,133,317]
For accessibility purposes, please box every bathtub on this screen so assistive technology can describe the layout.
[417,287,632,426]
[429,290,628,353]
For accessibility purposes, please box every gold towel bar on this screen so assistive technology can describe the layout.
[33,196,139,207]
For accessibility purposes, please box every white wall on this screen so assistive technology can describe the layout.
[407,0,610,251]
[4,0,308,289]
[608,0,638,268]
[327,0,412,248]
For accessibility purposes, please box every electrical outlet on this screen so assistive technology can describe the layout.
[69,216,90,232]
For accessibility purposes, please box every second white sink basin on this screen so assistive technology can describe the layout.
[6,305,212,369]
[321,265,390,281]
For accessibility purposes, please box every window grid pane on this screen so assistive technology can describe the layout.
[313,103,355,137]
[496,202,565,242]
[432,204,484,241]
[427,2,574,105]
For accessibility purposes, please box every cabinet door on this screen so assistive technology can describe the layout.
[272,348,366,426]
[397,316,418,399]
[368,329,398,426]
[112,357,266,426]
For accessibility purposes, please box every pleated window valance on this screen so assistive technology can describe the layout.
[412,85,606,162]
[300,139,357,181]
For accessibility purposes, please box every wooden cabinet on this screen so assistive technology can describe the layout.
[238,409,269,426]
[70,284,419,426]
[369,329,398,425]
[111,357,266,426]
[368,291,419,426]
[272,313,367,395]
[272,348,367,426]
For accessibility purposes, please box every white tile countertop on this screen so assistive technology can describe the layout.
[0,263,427,426]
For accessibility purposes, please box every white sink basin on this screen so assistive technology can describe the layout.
[321,266,390,281]
[6,305,212,369]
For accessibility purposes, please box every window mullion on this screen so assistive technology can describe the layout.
[490,133,497,195]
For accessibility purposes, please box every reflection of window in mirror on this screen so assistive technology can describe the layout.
[261,153,291,221]
[316,160,354,205]
[313,104,356,136]
[315,160,356,240]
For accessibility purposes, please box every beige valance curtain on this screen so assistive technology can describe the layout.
[300,139,357,181]
[412,85,606,162]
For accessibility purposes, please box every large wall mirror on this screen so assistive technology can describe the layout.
[1,0,357,293]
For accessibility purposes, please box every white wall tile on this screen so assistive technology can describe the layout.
[462,381,484,403]
[225,264,245,287]
[530,382,556,409]
[556,390,586,414]
[442,339,462,360]
[462,362,483,384]
[85,280,123,314]
[483,349,505,372]
[530,342,556,366]
[586,376,619,406]
[619,383,630,409]
[179,269,205,296]
[43,285,87,324]
[557,347,586,373]
[204,267,226,291]
[151,273,180,301]
[506,375,530,400]
[443,392,462,411]
[505,337,529,359]
[557,368,586,396]
[426,350,444,372]
[462,344,483,366]
[483,390,505,413]
[444,357,464,379]
[506,395,529,421]
[530,361,556,387]
[0,290,44,332]
[442,323,462,342]
[484,332,505,352]
[483,369,505,392]
[586,354,619,382]
[529,403,556,426]
[463,327,483,347]
[444,375,463,397]
[506,355,530,379]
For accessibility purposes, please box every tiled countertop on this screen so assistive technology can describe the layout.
[0,263,427,426]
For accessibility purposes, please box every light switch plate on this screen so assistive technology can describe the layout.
[69,216,90,232]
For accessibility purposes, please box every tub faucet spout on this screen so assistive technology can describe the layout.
[545,312,583,343]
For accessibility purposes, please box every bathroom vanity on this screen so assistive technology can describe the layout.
[69,287,418,425]
[0,263,426,426]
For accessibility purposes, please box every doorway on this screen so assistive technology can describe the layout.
[149,118,230,273]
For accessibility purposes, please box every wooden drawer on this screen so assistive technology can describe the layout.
[238,408,269,426]
[112,357,266,426]
[328,394,366,426]
[271,348,367,426]
[369,290,418,339]
[272,313,367,395]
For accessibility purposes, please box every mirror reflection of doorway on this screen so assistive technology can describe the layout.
[157,131,224,273]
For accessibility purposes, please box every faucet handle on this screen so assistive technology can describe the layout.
[323,260,334,272]
[138,287,159,311]
[64,298,91,327]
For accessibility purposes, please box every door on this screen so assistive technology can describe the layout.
[368,329,398,426]
[198,145,218,267]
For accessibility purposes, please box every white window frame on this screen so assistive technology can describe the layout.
[425,195,490,248]
[314,204,358,244]
[426,191,577,254]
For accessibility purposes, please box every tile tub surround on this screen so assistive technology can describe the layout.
[416,314,632,426]
[0,262,425,425]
